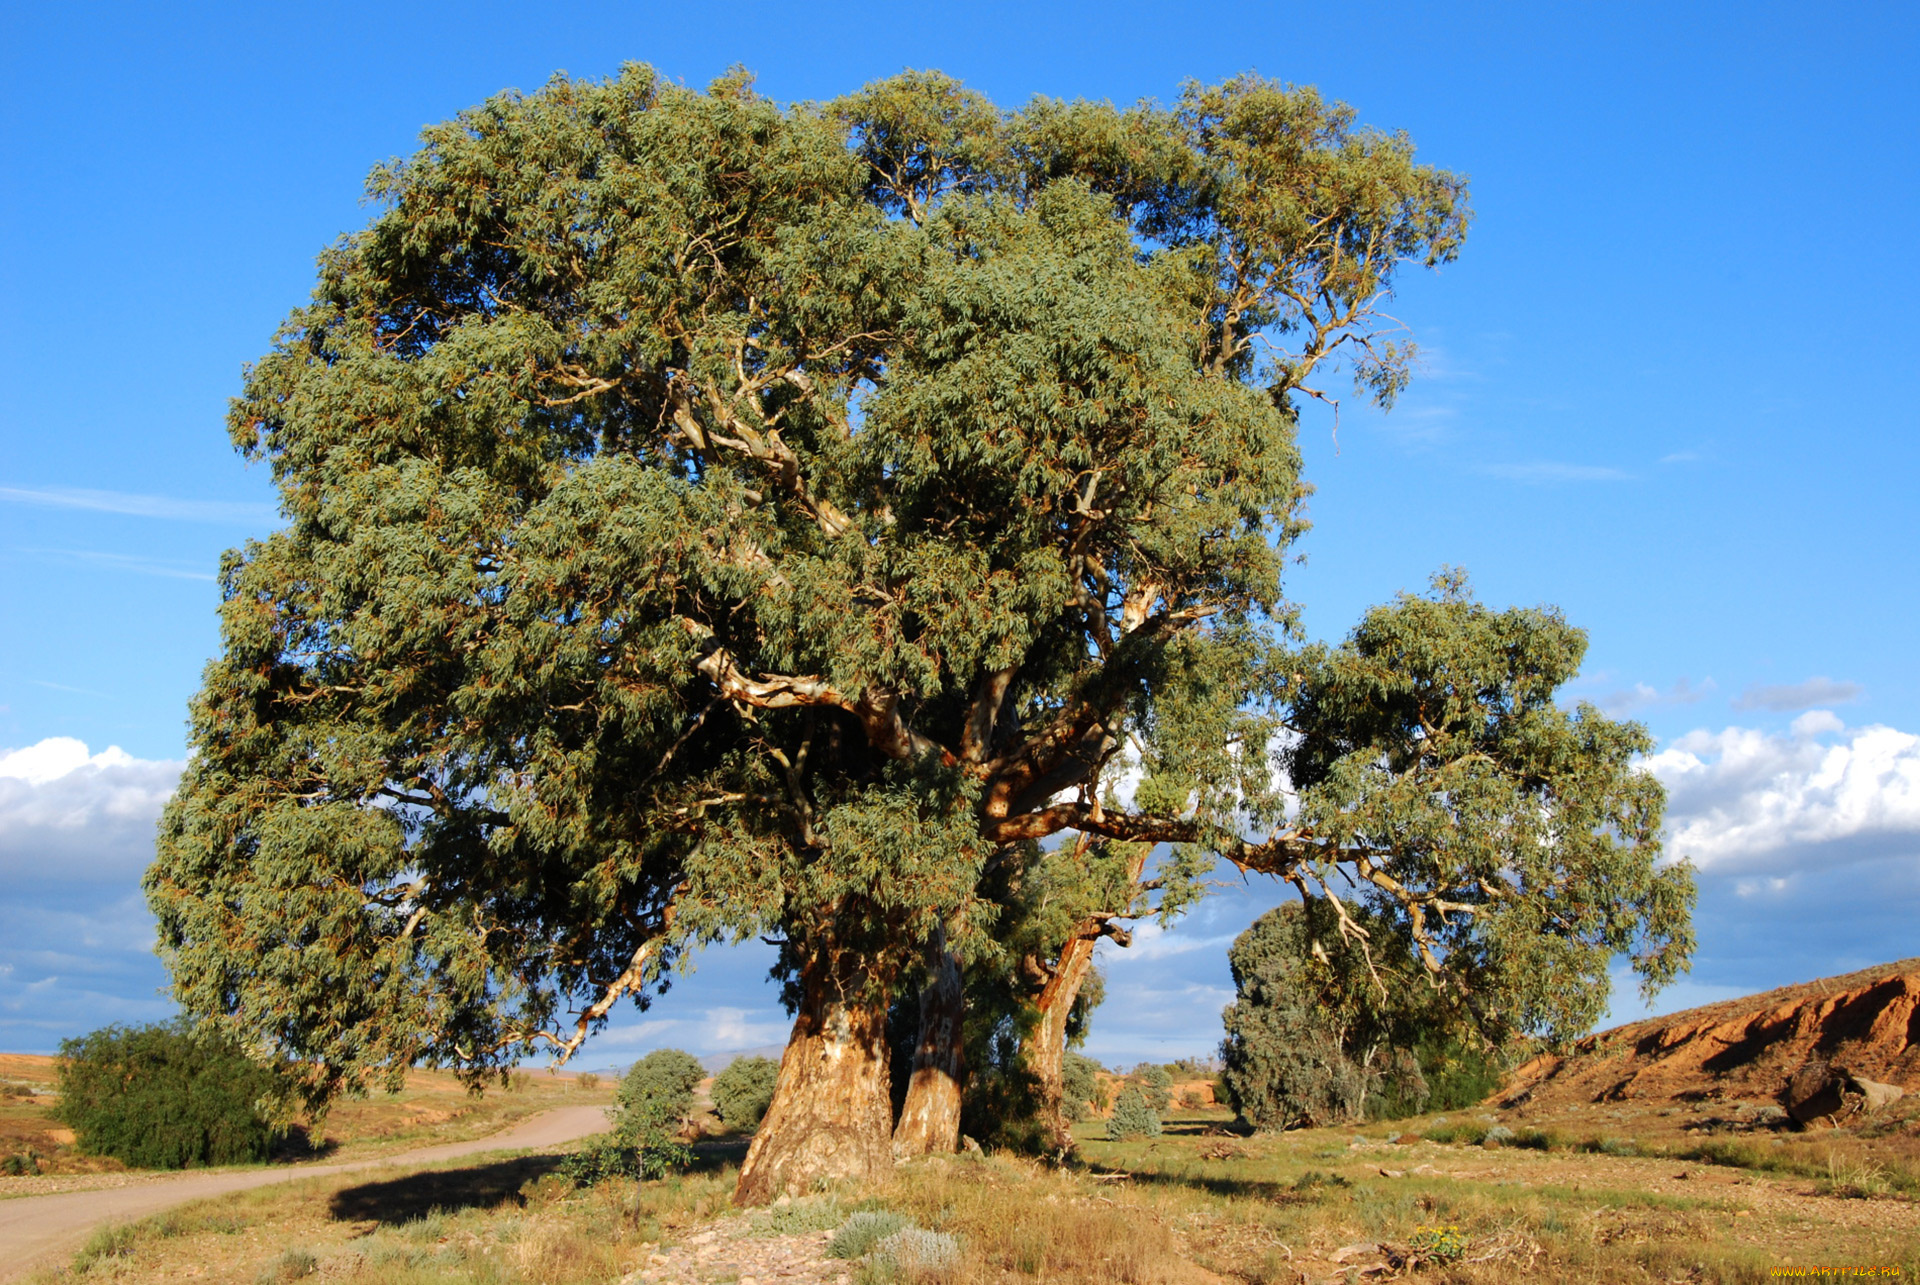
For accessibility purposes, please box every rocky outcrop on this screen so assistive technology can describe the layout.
[1501,959,1920,1124]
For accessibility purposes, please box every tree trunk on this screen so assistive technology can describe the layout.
[734,949,894,1206]
[1029,929,1098,1149]
[892,927,965,1157]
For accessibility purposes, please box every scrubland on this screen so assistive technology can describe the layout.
[21,1102,1919,1284]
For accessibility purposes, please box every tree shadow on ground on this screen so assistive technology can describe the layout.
[329,1155,566,1225]
[329,1137,753,1226]
[688,1137,750,1175]
[1075,1155,1313,1204]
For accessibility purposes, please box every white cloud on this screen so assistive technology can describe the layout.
[1649,717,1920,872]
[1481,461,1633,484]
[0,485,275,525]
[1733,676,1863,712]
[0,737,182,883]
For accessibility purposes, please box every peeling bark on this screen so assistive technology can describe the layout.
[892,929,965,1156]
[1029,930,1098,1149]
[734,950,894,1205]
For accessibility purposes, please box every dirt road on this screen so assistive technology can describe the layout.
[0,1104,611,1279]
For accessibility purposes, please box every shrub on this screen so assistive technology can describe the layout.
[1220,998,1366,1131]
[1409,1224,1468,1264]
[874,1227,961,1274]
[1140,1066,1174,1112]
[574,1071,600,1091]
[828,1210,911,1258]
[555,1100,691,1186]
[618,1049,705,1126]
[56,1021,285,1169]
[256,1247,318,1283]
[1060,1051,1102,1122]
[558,1049,702,1186]
[711,1055,779,1130]
[1105,1088,1161,1140]
[72,1223,137,1272]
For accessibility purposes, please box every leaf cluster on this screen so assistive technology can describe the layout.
[54,1021,287,1169]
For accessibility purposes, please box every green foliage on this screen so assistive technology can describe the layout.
[1220,991,1367,1132]
[55,1021,285,1170]
[139,58,1654,1176]
[1409,1224,1469,1264]
[557,1094,692,1186]
[1105,1088,1161,1140]
[618,1049,704,1124]
[1060,1051,1102,1123]
[1417,1035,1508,1114]
[1284,573,1696,1042]
[558,1050,702,1185]
[710,1055,779,1130]
[1139,1065,1174,1112]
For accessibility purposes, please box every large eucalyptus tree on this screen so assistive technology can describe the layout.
[149,64,1686,1204]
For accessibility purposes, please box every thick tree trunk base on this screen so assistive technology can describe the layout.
[893,938,964,1157]
[735,965,893,1206]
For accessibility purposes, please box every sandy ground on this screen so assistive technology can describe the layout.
[0,1103,611,1280]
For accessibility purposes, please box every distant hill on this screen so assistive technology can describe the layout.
[1504,957,1920,1118]
[699,1045,785,1075]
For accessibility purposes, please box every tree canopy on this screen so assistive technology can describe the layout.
[145,62,1683,1203]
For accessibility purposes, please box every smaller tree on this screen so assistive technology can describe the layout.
[711,1056,780,1131]
[56,1021,285,1169]
[619,1050,706,1132]
[562,1048,704,1186]
[1140,1065,1175,1112]
[1059,1051,1102,1123]
[1105,1088,1162,1140]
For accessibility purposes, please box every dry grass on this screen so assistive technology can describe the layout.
[18,1106,1920,1282]
[0,1060,612,1180]
[23,1146,735,1284]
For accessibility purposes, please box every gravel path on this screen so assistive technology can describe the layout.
[623,1217,853,1285]
[0,1104,611,1280]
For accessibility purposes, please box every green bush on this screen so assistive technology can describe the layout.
[1220,997,1367,1131]
[1105,1088,1161,1140]
[558,1049,704,1187]
[710,1055,779,1130]
[618,1048,705,1125]
[1140,1065,1174,1112]
[56,1021,284,1169]
[1060,1051,1102,1122]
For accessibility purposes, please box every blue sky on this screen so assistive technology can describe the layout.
[2,1,1916,1065]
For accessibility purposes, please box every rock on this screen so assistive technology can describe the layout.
[1785,1058,1845,1124]
[1844,1074,1905,1112]
[1332,1242,1382,1263]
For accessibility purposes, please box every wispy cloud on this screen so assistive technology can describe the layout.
[0,485,274,525]
[1481,462,1633,484]
[1597,676,1716,717]
[1733,676,1862,712]
[17,547,217,582]
[32,679,112,698]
